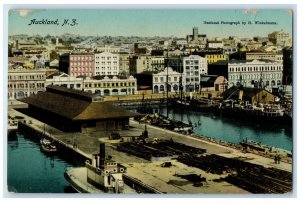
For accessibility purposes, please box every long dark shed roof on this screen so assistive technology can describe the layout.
[19,85,138,121]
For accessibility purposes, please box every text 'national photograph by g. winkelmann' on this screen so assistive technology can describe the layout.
[7,7,293,195]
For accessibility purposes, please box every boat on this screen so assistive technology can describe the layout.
[219,101,289,124]
[64,143,136,193]
[40,138,57,153]
[40,123,57,153]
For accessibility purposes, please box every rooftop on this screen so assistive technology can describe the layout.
[19,85,138,121]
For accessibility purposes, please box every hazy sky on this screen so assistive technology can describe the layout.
[8,9,293,38]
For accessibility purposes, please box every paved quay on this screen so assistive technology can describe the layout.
[9,107,292,193]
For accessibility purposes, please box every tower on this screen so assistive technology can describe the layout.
[193,27,198,41]
[56,37,59,46]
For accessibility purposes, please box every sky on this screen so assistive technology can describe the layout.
[8,9,293,38]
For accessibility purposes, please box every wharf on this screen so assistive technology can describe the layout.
[8,108,292,194]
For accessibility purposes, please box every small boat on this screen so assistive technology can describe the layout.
[40,138,57,153]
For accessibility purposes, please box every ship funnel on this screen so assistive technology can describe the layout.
[100,143,105,169]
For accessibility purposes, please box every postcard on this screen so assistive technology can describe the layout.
[7,8,293,195]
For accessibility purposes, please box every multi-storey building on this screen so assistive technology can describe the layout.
[183,55,208,92]
[94,52,119,76]
[83,76,137,96]
[268,30,290,46]
[152,67,182,94]
[246,42,263,51]
[186,27,207,45]
[69,53,95,77]
[228,59,283,91]
[46,73,137,96]
[246,52,283,63]
[45,73,83,90]
[96,45,121,53]
[207,41,223,49]
[119,53,132,76]
[205,54,229,64]
[134,55,165,73]
[8,68,49,100]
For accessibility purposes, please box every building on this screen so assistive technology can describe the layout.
[82,76,137,96]
[175,39,187,47]
[205,54,229,64]
[200,75,228,92]
[186,27,207,44]
[94,52,119,76]
[45,73,83,90]
[19,85,138,132]
[246,42,262,51]
[8,68,49,100]
[152,67,182,94]
[118,53,132,76]
[246,52,283,63]
[164,57,184,73]
[228,59,283,91]
[46,73,137,96]
[183,55,208,92]
[224,86,276,104]
[69,53,95,77]
[268,30,290,46]
[134,55,165,74]
[96,45,121,53]
[28,52,50,68]
[207,41,223,49]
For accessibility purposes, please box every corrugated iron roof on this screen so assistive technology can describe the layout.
[19,86,138,121]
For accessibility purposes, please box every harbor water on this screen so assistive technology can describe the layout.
[7,132,82,193]
[131,106,293,151]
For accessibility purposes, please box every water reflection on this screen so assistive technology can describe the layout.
[7,132,82,193]
[126,106,293,151]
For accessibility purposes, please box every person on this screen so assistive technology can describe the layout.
[274,155,278,164]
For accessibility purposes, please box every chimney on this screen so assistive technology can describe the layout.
[99,143,105,169]
[16,40,19,50]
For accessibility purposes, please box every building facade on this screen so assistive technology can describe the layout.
[183,55,208,92]
[96,45,121,53]
[228,59,283,91]
[207,41,223,49]
[246,52,283,63]
[82,76,137,96]
[8,68,48,100]
[69,53,95,77]
[152,67,182,94]
[200,75,228,92]
[45,73,83,90]
[94,52,119,76]
[135,55,165,73]
[46,73,137,96]
[118,53,132,76]
[205,54,229,64]
[268,31,290,46]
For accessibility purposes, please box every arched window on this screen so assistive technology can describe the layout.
[159,85,164,92]
[167,84,171,92]
[277,80,281,86]
[103,89,110,96]
[154,85,159,94]
[271,80,276,86]
[173,84,178,92]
